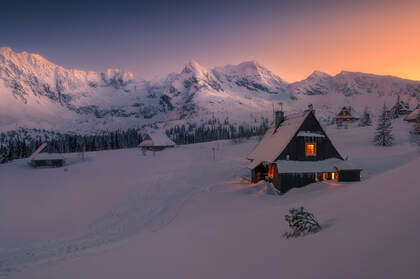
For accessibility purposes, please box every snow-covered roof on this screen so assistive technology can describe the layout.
[396,101,411,110]
[336,106,359,118]
[28,142,48,160]
[275,158,360,173]
[247,111,310,166]
[404,108,419,121]
[139,132,175,147]
[297,131,325,138]
[28,143,64,161]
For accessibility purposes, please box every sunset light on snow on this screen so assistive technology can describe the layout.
[1,1,420,278]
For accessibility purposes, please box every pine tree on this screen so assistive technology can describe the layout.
[374,104,394,146]
[358,107,372,127]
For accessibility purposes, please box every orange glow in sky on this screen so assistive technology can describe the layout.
[209,1,420,82]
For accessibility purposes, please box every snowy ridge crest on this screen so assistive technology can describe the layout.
[0,47,419,133]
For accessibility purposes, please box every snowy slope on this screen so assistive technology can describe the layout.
[1,46,419,134]
[0,119,419,278]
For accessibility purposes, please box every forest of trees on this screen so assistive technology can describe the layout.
[0,117,270,164]
[0,128,143,163]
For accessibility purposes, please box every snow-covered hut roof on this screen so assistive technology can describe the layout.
[275,158,360,173]
[247,111,310,166]
[404,108,419,121]
[336,106,358,118]
[139,132,176,147]
[28,143,64,161]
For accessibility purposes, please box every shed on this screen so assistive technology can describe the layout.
[139,131,176,151]
[404,107,419,123]
[391,96,412,117]
[28,143,65,168]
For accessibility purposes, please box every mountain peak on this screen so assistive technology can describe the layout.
[217,60,271,76]
[238,60,262,68]
[181,59,212,81]
[307,70,331,79]
[182,59,207,73]
[0,46,13,55]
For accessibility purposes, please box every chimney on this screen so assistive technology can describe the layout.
[275,111,284,128]
[305,104,315,114]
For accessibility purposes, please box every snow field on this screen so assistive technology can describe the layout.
[0,119,419,278]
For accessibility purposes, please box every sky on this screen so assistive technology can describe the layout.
[1,0,419,82]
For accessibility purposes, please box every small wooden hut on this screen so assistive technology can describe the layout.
[139,131,176,151]
[28,143,65,168]
[335,106,358,124]
[391,96,412,117]
[247,108,362,193]
[404,106,420,123]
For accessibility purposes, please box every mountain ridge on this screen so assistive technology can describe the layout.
[0,47,419,134]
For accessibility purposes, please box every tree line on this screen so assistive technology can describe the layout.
[0,118,270,164]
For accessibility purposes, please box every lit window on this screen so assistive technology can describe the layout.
[305,143,316,156]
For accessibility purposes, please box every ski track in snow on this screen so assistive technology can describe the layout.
[0,154,237,277]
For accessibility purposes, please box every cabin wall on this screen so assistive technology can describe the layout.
[276,171,342,193]
[277,112,343,161]
[251,164,268,183]
[277,173,317,193]
[31,159,64,168]
[338,170,361,181]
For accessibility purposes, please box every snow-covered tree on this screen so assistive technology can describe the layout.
[283,207,321,238]
[358,107,372,127]
[374,104,394,146]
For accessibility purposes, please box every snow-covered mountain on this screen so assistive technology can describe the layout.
[291,69,420,98]
[0,47,419,134]
[288,70,420,121]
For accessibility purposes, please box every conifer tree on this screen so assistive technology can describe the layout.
[358,106,372,127]
[374,104,394,146]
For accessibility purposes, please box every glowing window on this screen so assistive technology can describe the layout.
[305,143,316,156]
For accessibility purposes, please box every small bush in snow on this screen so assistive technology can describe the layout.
[283,207,321,238]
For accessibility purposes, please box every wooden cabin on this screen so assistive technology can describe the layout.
[139,131,176,151]
[247,109,362,194]
[391,96,412,117]
[335,106,358,124]
[28,143,65,168]
[404,106,419,123]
